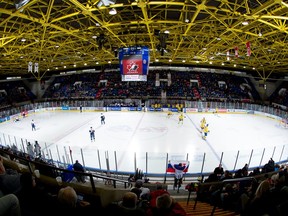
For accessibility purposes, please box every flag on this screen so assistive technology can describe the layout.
[167,161,189,173]
[246,41,251,56]
[234,46,239,58]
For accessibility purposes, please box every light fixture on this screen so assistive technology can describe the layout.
[221,63,225,66]
[242,21,249,26]
[169,59,172,62]
[92,35,97,39]
[21,38,26,42]
[155,59,159,62]
[109,8,117,15]
[185,19,189,23]
[164,30,170,34]
[182,60,186,63]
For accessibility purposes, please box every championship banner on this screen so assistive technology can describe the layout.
[167,161,189,173]
[246,41,251,56]
[234,46,239,58]
[28,62,33,73]
[34,62,39,73]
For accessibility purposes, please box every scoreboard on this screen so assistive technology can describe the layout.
[119,46,149,81]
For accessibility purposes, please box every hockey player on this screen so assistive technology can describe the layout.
[89,127,95,141]
[167,110,173,118]
[178,113,184,124]
[31,120,36,131]
[100,113,105,125]
[202,124,210,140]
[200,117,206,130]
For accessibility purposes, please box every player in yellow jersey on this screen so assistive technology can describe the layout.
[167,110,173,118]
[200,117,206,130]
[202,124,210,140]
[178,113,184,124]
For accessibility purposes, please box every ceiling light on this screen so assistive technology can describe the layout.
[64,66,66,68]
[243,66,246,68]
[108,61,111,63]
[155,59,159,62]
[74,64,76,67]
[216,37,221,41]
[92,35,97,39]
[164,30,170,34]
[258,32,262,37]
[196,61,199,63]
[253,67,255,70]
[169,59,172,62]
[221,63,224,66]
[84,63,87,66]
[182,60,186,63]
[21,38,26,42]
[96,62,99,64]
[185,19,189,23]
[209,61,212,64]
[242,21,249,25]
[97,0,116,7]
[234,64,236,67]
[55,45,59,48]
[109,8,117,15]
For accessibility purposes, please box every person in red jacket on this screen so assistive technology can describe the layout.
[146,193,186,216]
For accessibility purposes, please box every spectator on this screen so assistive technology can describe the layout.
[262,158,275,173]
[213,163,224,179]
[72,160,85,183]
[0,194,21,216]
[169,161,189,193]
[146,193,186,216]
[0,156,21,195]
[18,172,53,216]
[56,186,98,215]
[242,163,249,177]
[149,184,170,208]
[107,191,146,216]
[131,180,150,200]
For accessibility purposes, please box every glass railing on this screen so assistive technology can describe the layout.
[0,100,287,178]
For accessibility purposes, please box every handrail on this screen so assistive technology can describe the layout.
[0,147,129,192]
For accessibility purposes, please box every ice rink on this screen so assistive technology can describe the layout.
[0,110,287,174]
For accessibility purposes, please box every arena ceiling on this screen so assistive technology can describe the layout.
[0,0,288,81]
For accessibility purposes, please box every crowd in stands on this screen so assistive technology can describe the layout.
[195,158,288,215]
[269,81,288,107]
[1,70,288,112]
[0,81,36,109]
[42,70,261,102]
[2,142,288,216]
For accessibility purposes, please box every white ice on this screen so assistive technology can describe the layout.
[0,110,287,174]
